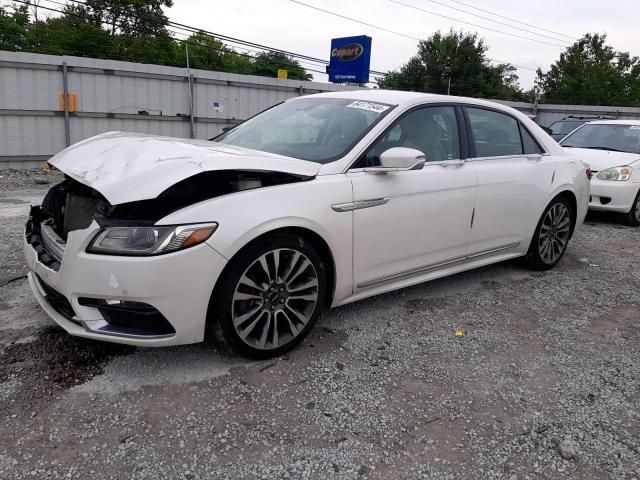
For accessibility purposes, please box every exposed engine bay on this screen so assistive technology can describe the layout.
[26,169,313,270]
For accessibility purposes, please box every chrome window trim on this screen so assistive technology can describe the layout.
[347,158,469,172]
[468,152,551,162]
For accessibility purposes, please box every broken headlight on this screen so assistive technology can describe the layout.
[87,223,218,256]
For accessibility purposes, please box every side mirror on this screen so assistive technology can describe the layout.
[540,126,553,136]
[364,147,426,173]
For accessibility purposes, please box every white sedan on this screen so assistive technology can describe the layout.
[560,120,640,226]
[25,91,589,358]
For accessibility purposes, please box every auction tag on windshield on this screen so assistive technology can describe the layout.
[347,101,390,114]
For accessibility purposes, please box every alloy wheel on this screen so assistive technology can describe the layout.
[635,197,640,222]
[538,203,571,264]
[231,248,319,350]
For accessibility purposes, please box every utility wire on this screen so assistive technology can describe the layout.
[289,0,541,72]
[8,0,528,94]
[444,0,577,40]
[58,0,390,76]
[389,0,567,48]
[38,0,332,73]
[289,0,421,41]
[423,0,571,44]
[11,0,330,75]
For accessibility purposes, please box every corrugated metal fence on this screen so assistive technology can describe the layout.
[3,50,640,168]
[493,100,640,127]
[0,51,355,168]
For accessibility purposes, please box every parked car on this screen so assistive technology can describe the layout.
[548,115,614,142]
[25,91,590,358]
[560,120,640,225]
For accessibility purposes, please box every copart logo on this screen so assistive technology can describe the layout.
[331,43,364,62]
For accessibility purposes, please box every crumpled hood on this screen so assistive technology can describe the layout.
[563,147,640,172]
[50,132,321,205]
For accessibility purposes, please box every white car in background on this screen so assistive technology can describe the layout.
[561,120,640,226]
[25,90,589,358]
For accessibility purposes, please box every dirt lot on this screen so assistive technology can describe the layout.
[1,168,639,480]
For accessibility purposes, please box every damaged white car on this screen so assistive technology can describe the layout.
[25,91,590,358]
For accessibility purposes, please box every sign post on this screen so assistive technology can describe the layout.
[328,35,372,84]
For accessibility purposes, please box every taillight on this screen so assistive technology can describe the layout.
[586,168,593,180]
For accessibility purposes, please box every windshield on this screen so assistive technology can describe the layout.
[561,124,640,154]
[215,98,394,163]
[549,120,585,135]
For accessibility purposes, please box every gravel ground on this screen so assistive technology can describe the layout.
[1,168,639,480]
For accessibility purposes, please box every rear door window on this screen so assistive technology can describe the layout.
[467,108,523,158]
[520,125,544,154]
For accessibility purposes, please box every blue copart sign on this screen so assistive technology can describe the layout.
[328,35,372,83]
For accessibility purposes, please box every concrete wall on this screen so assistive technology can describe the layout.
[3,50,640,168]
[0,51,356,168]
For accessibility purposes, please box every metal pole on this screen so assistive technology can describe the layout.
[185,44,195,139]
[62,62,71,147]
[189,75,195,139]
[447,77,451,96]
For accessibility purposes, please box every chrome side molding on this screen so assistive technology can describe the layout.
[357,242,520,288]
[332,198,390,212]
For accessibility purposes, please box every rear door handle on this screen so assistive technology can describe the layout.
[526,155,543,162]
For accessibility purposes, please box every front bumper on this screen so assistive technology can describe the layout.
[588,179,640,214]
[24,213,228,347]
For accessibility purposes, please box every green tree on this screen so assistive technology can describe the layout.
[250,51,312,81]
[183,32,252,74]
[25,13,113,58]
[0,4,29,51]
[0,1,314,81]
[78,0,173,37]
[536,33,640,106]
[378,30,524,100]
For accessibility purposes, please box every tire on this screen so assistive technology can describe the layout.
[207,232,327,359]
[523,196,574,271]
[623,190,640,227]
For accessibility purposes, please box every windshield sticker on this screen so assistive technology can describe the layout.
[630,126,640,130]
[347,101,390,114]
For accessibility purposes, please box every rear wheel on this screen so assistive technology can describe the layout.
[623,190,640,227]
[207,233,327,359]
[524,197,573,271]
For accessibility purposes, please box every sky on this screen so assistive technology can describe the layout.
[167,0,640,91]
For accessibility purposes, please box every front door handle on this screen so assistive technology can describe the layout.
[439,159,465,167]
[526,155,543,162]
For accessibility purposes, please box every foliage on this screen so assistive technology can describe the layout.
[378,30,526,101]
[536,33,640,106]
[251,51,312,81]
[0,4,29,51]
[0,1,312,79]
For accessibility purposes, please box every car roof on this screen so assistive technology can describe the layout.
[586,119,640,126]
[297,89,523,114]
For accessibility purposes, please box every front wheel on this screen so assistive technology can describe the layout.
[624,189,640,227]
[524,197,573,271]
[207,233,327,359]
